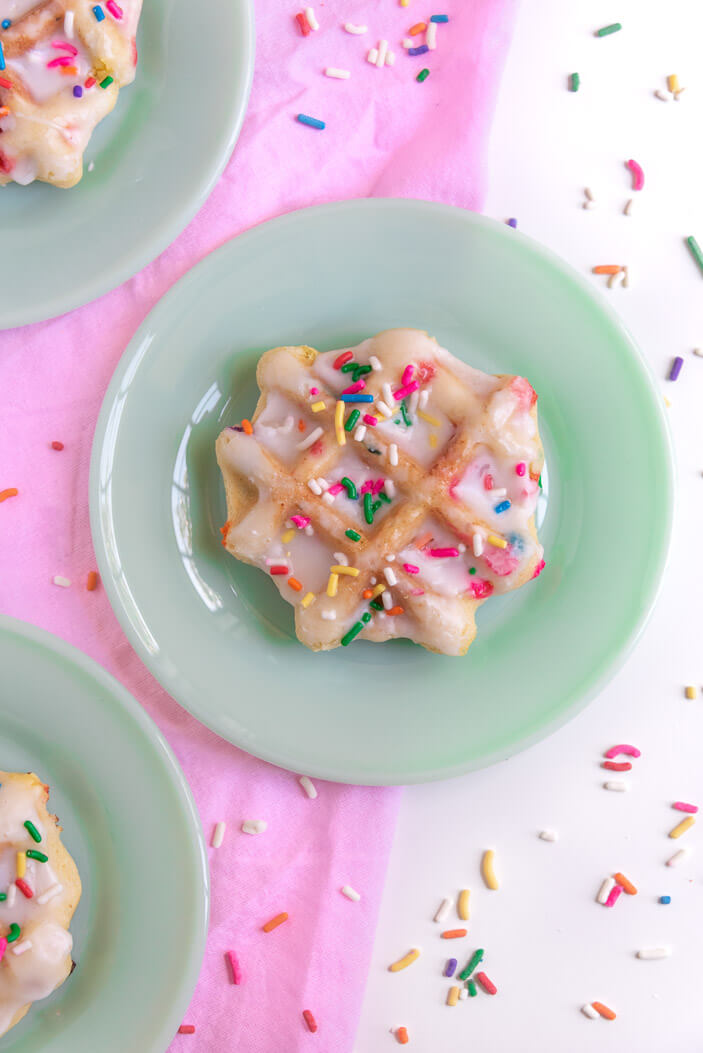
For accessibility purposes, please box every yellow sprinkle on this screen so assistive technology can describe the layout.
[375,404,390,419]
[311,401,326,413]
[417,409,441,428]
[327,573,339,598]
[388,948,420,972]
[685,685,697,700]
[457,889,470,921]
[371,583,386,598]
[669,815,695,839]
[668,74,679,93]
[429,433,438,448]
[400,0,410,6]
[301,592,316,608]
[664,397,671,408]
[481,848,499,890]
[487,535,507,549]
[282,529,295,544]
[335,400,346,446]
[447,985,461,1006]
[16,852,26,879]
[330,565,360,577]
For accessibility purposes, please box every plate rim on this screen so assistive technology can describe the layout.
[89,197,675,785]
[0,0,255,330]
[0,613,210,1050]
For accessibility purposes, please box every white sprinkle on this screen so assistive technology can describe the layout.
[385,479,396,498]
[389,444,398,467]
[622,266,631,288]
[582,200,595,210]
[376,39,388,68]
[298,427,324,451]
[607,270,623,289]
[305,6,319,30]
[604,779,629,791]
[419,389,429,409]
[384,567,397,586]
[370,576,377,585]
[386,554,396,562]
[366,48,378,64]
[241,820,268,835]
[299,775,318,799]
[316,477,329,491]
[87,161,95,172]
[674,88,686,100]
[433,897,453,923]
[426,20,437,49]
[667,847,690,867]
[333,551,348,566]
[539,830,558,842]
[64,10,74,36]
[307,479,322,495]
[597,877,616,904]
[354,425,367,442]
[5,884,16,908]
[402,37,413,48]
[12,940,32,956]
[385,50,396,67]
[637,947,671,960]
[624,198,633,216]
[408,391,419,414]
[581,1004,600,1019]
[693,348,703,357]
[37,883,63,905]
[266,557,286,566]
[584,187,594,202]
[654,89,670,101]
[52,575,71,588]
[459,987,469,1000]
[325,67,351,79]
[472,533,484,558]
[322,492,335,505]
[321,610,337,621]
[212,821,226,848]
[341,885,361,901]
[489,487,508,499]
[344,22,367,34]
[376,400,392,418]
[382,382,393,406]
[369,355,382,372]
[457,543,466,553]
[382,589,393,610]
[304,525,314,536]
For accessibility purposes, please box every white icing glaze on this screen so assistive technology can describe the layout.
[254,392,310,466]
[7,37,91,104]
[0,1,42,18]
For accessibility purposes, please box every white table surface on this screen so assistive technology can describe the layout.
[356,0,703,1048]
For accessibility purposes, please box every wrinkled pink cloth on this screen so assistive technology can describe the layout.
[0,2,515,1050]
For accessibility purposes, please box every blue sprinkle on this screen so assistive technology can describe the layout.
[92,4,105,21]
[73,85,83,98]
[1,19,11,29]
[494,500,511,514]
[444,958,457,977]
[507,218,518,229]
[0,41,5,70]
[297,113,325,130]
[408,44,429,56]
[659,895,671,904]
[507,532,525,553]
[340,394,374,403]
[430,14,449,22]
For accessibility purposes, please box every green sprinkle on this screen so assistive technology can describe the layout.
[0,894,6,902]
[569,72,580,91]
[340,361,359,373]
[417,68,430,82]
[367,447,381,455]
[341,476,358,500]
[371,499,382,513]
[345,529,361,542]
[686,235,703,277]
[100,74,114,88]
[361,612,371,624]
[353,364,371,376]
[370,599,384,611]
[400,402,411,427]
[538,474,543,489]
[7,923,20,943]
[26,850,48,863]
[467,979,477,997]
[595,22,621,36]
[469,567,476,574]
[24,820,41,843]
[344,410,360,432]
[341,620,365,646]
[378,491,391,504]
[363,491,374,524]
[458,948,484,981]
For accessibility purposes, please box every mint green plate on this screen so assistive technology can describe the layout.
[0,616,208,1051]
[90,200,673,785]
[0,0,253,330]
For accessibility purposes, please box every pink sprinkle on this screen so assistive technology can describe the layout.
[410,588,425,596]
[673,801,699,814]
[393,381,419,401]
[403,563,420,574]
[226,950,242,985]
[52,41,79,55]
[483,474,494,491]
[0,937,6,963]
[310,387,319,396]
[47,56,73,67]
[604,744,641,760]
[401,364,415,386]
[604,884,623,908]
[372,479,385,495]
[429,547,460,558]
[106,0,124,16]
[342,380,365,395]
[469,578,494,599]
[531,558,546,579]
[327,483,344,496]
[363,414,378,426]
[515,462,526,477]
[290,515,310,529]
[626,157,644,192]
[360,480,374,495]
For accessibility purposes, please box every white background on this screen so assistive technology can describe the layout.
[356,0,703,1049]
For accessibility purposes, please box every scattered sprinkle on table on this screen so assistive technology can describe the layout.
[604,884,623,908]
[302,1009,318,1033]
[604,743,640,759]
[457,888,470,920]
[441,928,467,939]
[408,44,429,56]
[597,877,616,904]
[178,1025,195,1034]
[569,72,580,91]
[417,68,430,82]
[226,949,242,984]
[52,575,71,588]
[626,158,645,191]
[684,686,698,699]
[0,488,18,502]
[444,957,457,977]
[539,829,558,841]
[673,801,698,813]
[669,815,695,839]
[458,947,483,980]
[666,847,690,867]
[595,23,621,36]
[603,780,629,792]
[325,67,350,79]
[686,236,703,276]
[481,849,499,890]
[433,896,452,922]
[262,912,289,933]
[592,1001,616,1020]
[446,985,460,1006]
[297,113,325,130]
[637,947,671,960]
[660,895,671,904]
[581,1003,600,1019]
[507,217,518,228]
[341,885,361,901]
[242,820,267,835]
[86,571,100,591]
[389,948,420,972]
[211,821,226,848]
[299,775,318,798]
[614,872,637,895]
[476,971,497,995]
[395,1027,409,1044]
[344,22,367,34]
[50,441,65,451]
[669,356,684,381]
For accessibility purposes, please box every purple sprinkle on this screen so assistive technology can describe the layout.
[408,45,429,56]
[444,957,457,978]
[507,218,518,229]
[228,425,244,432]
[73,85,83,98]
[669,356,684,381]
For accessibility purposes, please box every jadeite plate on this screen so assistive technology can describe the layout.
[90,200,673,785]
[0,0,254,330]
[0,616,208,1052]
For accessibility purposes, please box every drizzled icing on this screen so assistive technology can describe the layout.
[217,329,545,655]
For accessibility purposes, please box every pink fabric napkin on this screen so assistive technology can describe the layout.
[0,2,516,1049]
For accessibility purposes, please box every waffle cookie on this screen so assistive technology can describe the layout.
[216,329,545,656]
[0,0,142,187]
[0,770,81,1037]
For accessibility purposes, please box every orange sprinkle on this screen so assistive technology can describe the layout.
[298,418,305,432]
[441,928,467,939]
[220,520,231,546]
[86,571,100,592]
[409,22,426,34]
[0,107,9,118]
[59,65,77,75]
[362,589,373,599]
[614,872,637,895]
[287,577,303,592]
[262,911,289,933]
[414,531,433,550]
[241,418,253,435]
[592,265,622,275]
[395,1027,409,1044]
[592,1002,616,1020]
[387,606,405,616]
[0,488,18,503]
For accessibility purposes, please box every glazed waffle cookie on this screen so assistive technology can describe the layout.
[216,328,545,656]
[0,0,142,187]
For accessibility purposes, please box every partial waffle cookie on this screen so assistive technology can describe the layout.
[216,329,545,656]
[0,0,142,187]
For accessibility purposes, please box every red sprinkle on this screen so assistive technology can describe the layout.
[475,971,497,995]
[295,11,311,35]
[0,77,13,90]
[269,565,288,575]
[302,1010,317,1033]
[50,440,65,451]
[15,879,33,899]
[84,76,96,88]
[602,760,632,772]
[225,950,242,985]
[483,474,494,491]
[333,350,353,370]
[178,1025,195,1034]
